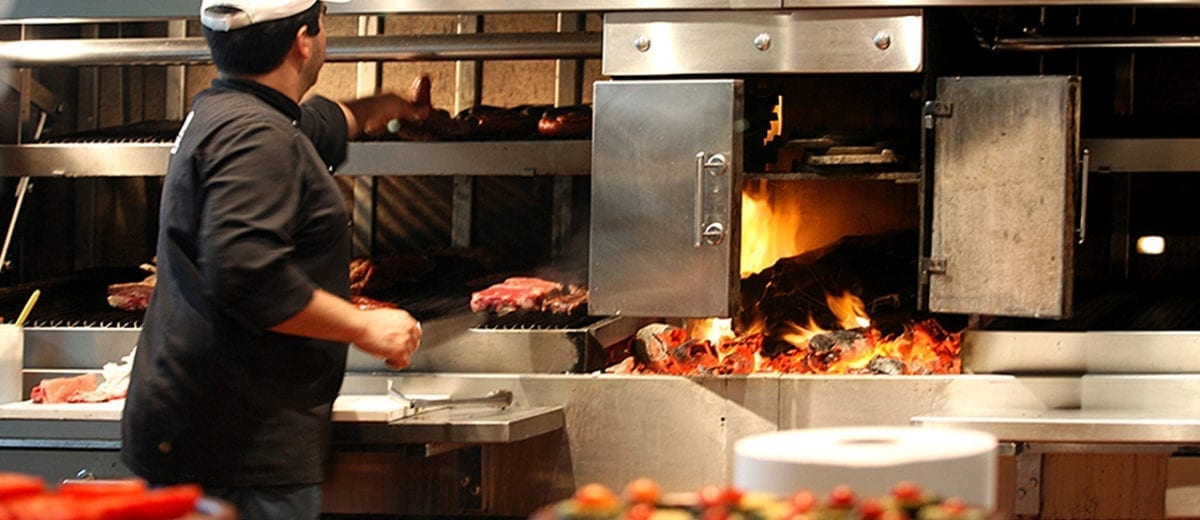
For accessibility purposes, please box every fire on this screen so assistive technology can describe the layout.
[827,290,872,330]
[605,177,963,377]
[741,180,804,277]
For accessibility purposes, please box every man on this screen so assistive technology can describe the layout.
[121,0,425,517]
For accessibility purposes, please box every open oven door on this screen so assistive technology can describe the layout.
[926,75,1081,319]
[589,80,743,318]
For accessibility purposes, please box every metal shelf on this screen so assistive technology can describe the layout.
[0,1,767,23]
[913,409,1200,444]
[3,0,1190,23]
[1084,138,1200,173]
[746,171,921,183]
[0,33,601,68]
[0,140,591,178]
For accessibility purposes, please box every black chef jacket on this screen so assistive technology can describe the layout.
[121,78,352,487]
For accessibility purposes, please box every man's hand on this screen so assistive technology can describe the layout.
[340,73,434,138]
[352,308,422,370]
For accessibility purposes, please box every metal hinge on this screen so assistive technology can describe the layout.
[920,257,947,276]
[922,101,952,130]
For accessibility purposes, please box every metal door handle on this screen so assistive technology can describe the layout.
[695,152,705,248]
[694,153,728,248]
[1078,148,1090,245]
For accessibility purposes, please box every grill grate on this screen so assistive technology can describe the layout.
[38,120,183,144]
[0,267,148,328]
[477,308,599,330]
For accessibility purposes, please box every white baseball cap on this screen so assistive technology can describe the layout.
[201,0,349,32]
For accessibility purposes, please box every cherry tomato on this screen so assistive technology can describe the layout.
[941,496,969,515]
[826,484,856,509]
[789,490,816,513]
[695,485,724,508]
[573,483,619,511]
[857,497,884,519]
[890,481,923,503]
[699,504,730,520]
[4,494,95,520]
[717,486,744,507]
[622,478,662,505]
[96,484,202,520]
[626,502,656,520]
[0,473,45,501]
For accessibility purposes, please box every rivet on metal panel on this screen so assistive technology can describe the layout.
[1014,448,1043,517]
[873,31,892,50]
[633,35,650,53]
[754,33,771,51]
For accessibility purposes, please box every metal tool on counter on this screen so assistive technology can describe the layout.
[386,379,513,419]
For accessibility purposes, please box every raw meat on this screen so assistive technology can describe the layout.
[30,373,99,404]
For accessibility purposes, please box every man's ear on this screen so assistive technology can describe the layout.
[293,25,314,61]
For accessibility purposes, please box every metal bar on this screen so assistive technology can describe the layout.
[0,439,121,450]
[551,13,584,258]
[451,176,473,248]
[352,15,383,258]
[0,33,601,67]
[16,0,1200,22]
[0,0,740,23]
[994,35,1200,51]
[450,15,481,250]
[164,20,187,121]
[1014,448,1043,517]
[0,140,591,178]
[0,177,30,273]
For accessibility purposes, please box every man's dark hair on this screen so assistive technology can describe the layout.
[202,1,323,75]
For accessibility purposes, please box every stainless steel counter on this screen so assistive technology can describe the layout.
[914,409,1200,443]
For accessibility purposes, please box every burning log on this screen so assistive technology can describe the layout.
[739,231,920,338]
[805,329,871,373]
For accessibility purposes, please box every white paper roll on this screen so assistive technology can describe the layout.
[733,426,997,510]
[0,324,23,404]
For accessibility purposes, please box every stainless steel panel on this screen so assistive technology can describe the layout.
[929,76,1080,319]
[336,406,565,444]
[0,144,172,177]
[0,141,590,178]
[603,10,922,76]
[779,375,1082,429]
[787,0,1200,6]
[338,141,591,177]
[1083,375,1200,412]
[913,409,1200,443]
[0,450,130,482]
[590,80,743,317]
[1085,138,1200,173]
[966,331,1200,374]
[0,33,600,67]
[4,0,1197,23]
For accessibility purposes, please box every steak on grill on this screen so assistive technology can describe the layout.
[541,284,588,314]
[106,263,157,312]
[470,277,564,314]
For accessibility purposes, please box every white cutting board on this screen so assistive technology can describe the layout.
[0,396,404,423]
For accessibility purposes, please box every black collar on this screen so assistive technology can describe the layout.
[211,77,303,121]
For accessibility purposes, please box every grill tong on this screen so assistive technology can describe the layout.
[387,379,513,418]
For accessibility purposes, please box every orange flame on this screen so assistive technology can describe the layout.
[614,177,962,377]
[741,180,804,277]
